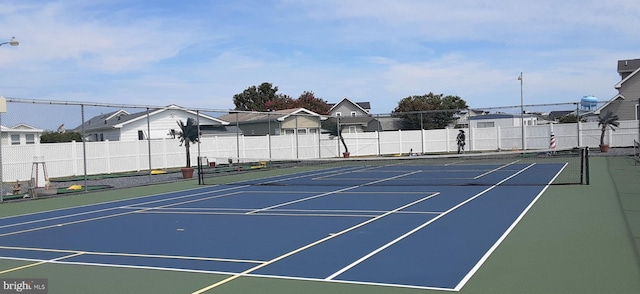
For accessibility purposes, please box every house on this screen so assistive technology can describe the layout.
[598,58,640,120]
[73,105,235,141]
[453,109,490,128]
[468,113,539,128]
[0,123,43,145]
[328,98,373,133]
[218,108,326,136]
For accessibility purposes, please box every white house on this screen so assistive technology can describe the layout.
[468,113,539,128]
[73,104,235,142]
[1,123,43,145]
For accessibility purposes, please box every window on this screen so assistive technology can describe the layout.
[348,126,357,133]
[350,111,357,117]
[477,122,495,128]
[10,134,20,145]
[284,129,295,135]
[138,130,145,140]
[335,112,342,117]
[297,129,307,135]
[25,134,35,144]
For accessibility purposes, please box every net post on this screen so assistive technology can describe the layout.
[585,147,590,185]
[581,147,590,185]
[197,156,204,185]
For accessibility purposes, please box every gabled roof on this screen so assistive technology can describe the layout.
[112,105,229,128]
[219,108,325,123]
[1,123,43,133]
[328,98,371,114]
[274,108,326,122]
[615,66,640,89]
[74,105,229,132]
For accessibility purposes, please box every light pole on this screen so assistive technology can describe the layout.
[0,37,19,47]
[0,37,18,203]
[518,72,524,150]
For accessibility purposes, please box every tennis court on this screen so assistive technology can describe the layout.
[0,151,584,293]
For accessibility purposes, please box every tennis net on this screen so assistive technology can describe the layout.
[197,147,589,187]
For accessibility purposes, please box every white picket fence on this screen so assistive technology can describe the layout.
[2,120,638,182]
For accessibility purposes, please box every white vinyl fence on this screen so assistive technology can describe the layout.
[2,120,638,182]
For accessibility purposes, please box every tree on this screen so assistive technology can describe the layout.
[40,131,83,143]
[176,118,200,168]
[295,91,330,114]
[392,93,468,129]
[598,110,619,147]
[265,91,330,114]
[264,94,295,111]
[233,82,279,111]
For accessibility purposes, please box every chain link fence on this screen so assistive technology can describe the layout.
[1,97,638,201]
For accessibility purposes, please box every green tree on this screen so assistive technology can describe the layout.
[598,111,619,147]
[233,82,279,111]
[392,93,467,129]
[40,131,83,143]
[176,118,199,168]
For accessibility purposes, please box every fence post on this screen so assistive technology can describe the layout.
[577,121,582,147]
[105,140,111,174]
[398,129,403,155]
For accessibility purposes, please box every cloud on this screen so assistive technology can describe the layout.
[0,1,196,71]
[0,0,638,128]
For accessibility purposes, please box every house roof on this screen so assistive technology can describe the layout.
[615,66,640,89]
[73,105,229,132]
[597,94,624,115]
[372,117,404,131]
[468,113,538,120]
[219,108,325,123]
[328,98,371,114]
[618,59,640,74]
[547,110,574,121]
[1,123,43,133]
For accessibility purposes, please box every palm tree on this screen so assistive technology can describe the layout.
[177,118,200,168]
[598,111,619,151]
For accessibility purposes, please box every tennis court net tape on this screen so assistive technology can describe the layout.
[197,147,589,187]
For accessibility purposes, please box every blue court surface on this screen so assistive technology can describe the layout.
[0,161,566,291]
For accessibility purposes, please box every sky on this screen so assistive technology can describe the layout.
[0,0,639,129]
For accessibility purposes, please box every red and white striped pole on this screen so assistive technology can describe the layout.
[550,132,556,152]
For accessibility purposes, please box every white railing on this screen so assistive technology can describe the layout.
[2,120,638,181]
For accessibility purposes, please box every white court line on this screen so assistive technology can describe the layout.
[0,185,248,230]
[325,163,536,281]
[191,191,441,294]
[245,170,422,215]
[0,252,86,275]
[473,160,521,179]
[311,165,383,181]
[453,162,567,291]
[250,166,365,185]
[0,245,265,264]
[0,188,248,237]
